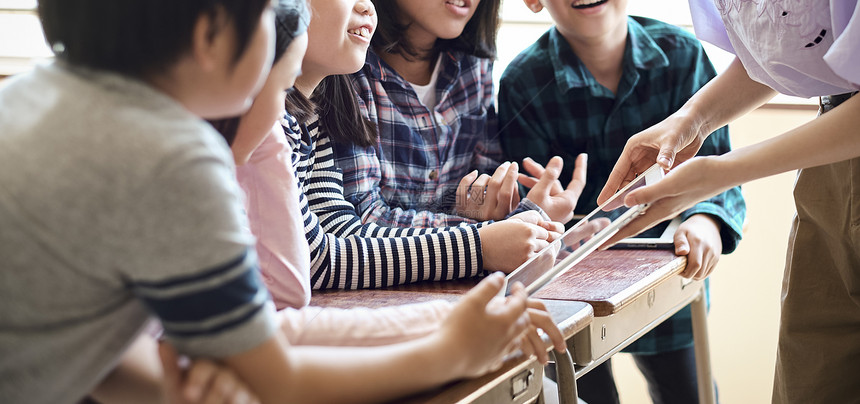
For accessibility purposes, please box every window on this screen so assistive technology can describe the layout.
[0,0,50,77]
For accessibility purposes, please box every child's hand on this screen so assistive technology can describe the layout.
[477,211,563,273]
[159,342,260,404]
[514,295,567,365]
[674,214,723,280]
[455,162,521,221]
[438,273,530,378]
[520,155,587,224]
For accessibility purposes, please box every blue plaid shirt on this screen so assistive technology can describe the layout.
[333,48,542,228]
[499,17,747,354]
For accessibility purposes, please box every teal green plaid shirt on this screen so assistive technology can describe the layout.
[498,17,746,354]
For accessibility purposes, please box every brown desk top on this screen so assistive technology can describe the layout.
[533,249,686,316]
[311,281,593,404]
[311,278,478,308]
[311,280,592,341]
[309,249,685,403]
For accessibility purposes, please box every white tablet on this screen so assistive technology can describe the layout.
[504,163,664,296]
[610,216,681,250]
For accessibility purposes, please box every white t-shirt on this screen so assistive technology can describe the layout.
[409,54,444,113]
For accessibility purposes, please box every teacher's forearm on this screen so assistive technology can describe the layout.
[718,95,860,185]
[684,58,778,141]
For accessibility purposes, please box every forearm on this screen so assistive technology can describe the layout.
[227,333,459,404]
[279,301,453,346]
[717,95,860,185]
[90,335,165,404]
[683,58,777,140]
[310,226,482,289]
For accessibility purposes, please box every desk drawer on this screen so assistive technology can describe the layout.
[572,277,703,366]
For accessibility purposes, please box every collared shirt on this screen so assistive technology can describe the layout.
[333,48,509,228]
[498,17,747,354]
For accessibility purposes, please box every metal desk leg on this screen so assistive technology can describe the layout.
[691,290,716,404]
[550,350,578,404]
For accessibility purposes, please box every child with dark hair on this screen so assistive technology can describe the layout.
[214,0,564,361]
[331,0,586,229]
[214,0,570,304]
[0,1,561,403]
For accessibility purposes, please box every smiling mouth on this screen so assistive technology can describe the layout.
[348,26,372,39]
[572,0,608,9]
[446,0,466,8]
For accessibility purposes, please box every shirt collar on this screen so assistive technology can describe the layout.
[548,17,670,93]
[363,47,463,91]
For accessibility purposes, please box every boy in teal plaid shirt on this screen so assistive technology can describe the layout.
[498,0,745,402]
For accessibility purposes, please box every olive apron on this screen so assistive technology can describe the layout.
[773,92,860,403]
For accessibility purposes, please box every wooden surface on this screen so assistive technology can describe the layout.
[311,279,592,340]
[311,277,478,308]
[533,249,686,316]
[311,280,593,404]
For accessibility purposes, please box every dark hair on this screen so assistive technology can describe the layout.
[313,76,378,147]
[209,0,311,145]
[39,0,271,78]
[370,0,500,60]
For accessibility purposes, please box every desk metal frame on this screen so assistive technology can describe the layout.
[551,278,715,404]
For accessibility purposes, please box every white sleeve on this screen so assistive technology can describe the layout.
[824,0,860,85]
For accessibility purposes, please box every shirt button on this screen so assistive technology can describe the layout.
[428,170,438,180]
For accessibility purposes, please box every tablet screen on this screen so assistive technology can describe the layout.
[504,164,663,296]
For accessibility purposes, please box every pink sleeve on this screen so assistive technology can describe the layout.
[278,300,454,346]
[689,0,735,54]
[237,124,311,310]
[824,0,860,86]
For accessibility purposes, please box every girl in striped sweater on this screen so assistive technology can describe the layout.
[209,0,566,359]
[224,0,567,310]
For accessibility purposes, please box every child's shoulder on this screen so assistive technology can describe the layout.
[3,63,231,177]
[501,29,555,81]
[630,16,702,51]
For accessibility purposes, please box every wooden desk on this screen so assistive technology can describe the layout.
[310,249,716,404]
[311,282,593,404]
[534,249,715,404]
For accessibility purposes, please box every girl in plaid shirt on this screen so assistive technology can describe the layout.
[213,0,573,306]
[331,0,587,230]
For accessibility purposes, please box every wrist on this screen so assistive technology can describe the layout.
[420,328,469,381]
[476,227,494,271]
[702,154,743,192]
[676,101,712,144]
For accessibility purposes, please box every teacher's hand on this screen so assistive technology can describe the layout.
[601,156,735,247]
[597,111,708,206]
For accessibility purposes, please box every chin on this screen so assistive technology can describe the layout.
[433,24,470,41]
[346,56,366,73]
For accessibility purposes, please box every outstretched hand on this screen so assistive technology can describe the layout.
[519,154,587,224]
[440,273,531,377]
[601,156,734,247]
[597,112,707,206]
